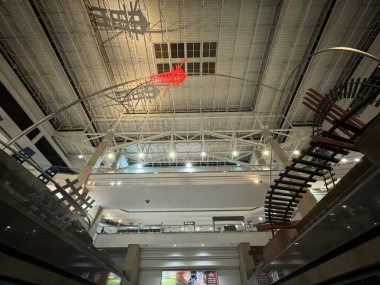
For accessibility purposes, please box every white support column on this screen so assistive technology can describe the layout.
[76,132,114,188]
[124,244,140,285]
[239,243,254,284]
[261,129,290,166]
[110,152,122,172]
[88,206,103,240]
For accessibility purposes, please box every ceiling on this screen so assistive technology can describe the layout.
[1,0,379,170]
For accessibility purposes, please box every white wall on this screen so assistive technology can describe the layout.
[87,172,269,211]
[95,232,272,248]
[139,247,242,285]
[103,247,243,284]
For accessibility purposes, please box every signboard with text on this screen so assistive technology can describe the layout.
[161,271,218,285]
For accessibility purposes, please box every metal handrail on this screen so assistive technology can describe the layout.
[0,138,93,227]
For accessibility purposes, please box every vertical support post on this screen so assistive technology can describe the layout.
[124,244,140,285]
[88,206,103,240]
[238,243,254,284]
[261,129,290,166]
[76,132,114,189]
[110,152,122,172]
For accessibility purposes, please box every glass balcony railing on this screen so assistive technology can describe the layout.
[97,223,260,235]
[91,164,285,174]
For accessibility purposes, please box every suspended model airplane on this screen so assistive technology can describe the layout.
[149,58,188,97]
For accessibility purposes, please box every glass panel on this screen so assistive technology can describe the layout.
[194,43,200,57]
[171,43,185,58]
[188,62,200,76]
[161,44,169,58]
[187,43,194,58]
[157,63,170,73]
[154,43,169,59]
[202,62,216,75]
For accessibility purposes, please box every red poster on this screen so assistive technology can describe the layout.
[205,271,218,285]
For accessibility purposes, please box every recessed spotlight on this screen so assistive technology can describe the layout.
[118,219,122,223]
[254,179,260,184]
[263,150,270,156]
[5,226,11,230]
[107,152,115,159]
[354,158,360,162]
[169,151,176,158]
[201,151,206,157]
[293,150,300,155]
[294,242,299,245]
[201,243,205,247]
[186,162,192,168]
[78,154,83,159]
[117,181,121,186]
[342,205,347,208]
[341,158,348,163]
[232,150,238,157]
[173,244,177,247]
[110,182,115,186]
[258,217,263,222]
[138,152,144,158]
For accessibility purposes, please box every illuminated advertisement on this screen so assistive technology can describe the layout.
[106,272,121,285]
[161,271,218,285]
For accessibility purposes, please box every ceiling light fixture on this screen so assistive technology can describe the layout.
[293,150,300,155]
[169,151,176,158]
[258,217,264,222]
[110,182,115,186]
[186,162,192,168]
[232,150,238,157]
[263,150,270,156]
[173,244,177,247]
[201,151,206,157]
[78,154,83,159]
[354,157,360,162]
[341,158,348,163]
[107,152,115,159]
[117,181,121,186]
[201,243,204,247]
[138,152,144,158]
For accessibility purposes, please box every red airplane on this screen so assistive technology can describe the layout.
[149,58,187,97]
